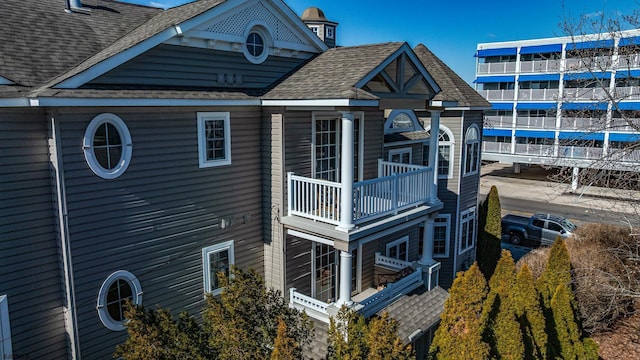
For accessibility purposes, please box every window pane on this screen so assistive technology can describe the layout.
[106,123,122,145]
[210,249,229,291]
[94,123,107,147]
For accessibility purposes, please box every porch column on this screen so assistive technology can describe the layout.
[418,216,435,266]
[571,166,580,192]
[428,110,441,203]
[337,112,355,231]
[337,250,353,306]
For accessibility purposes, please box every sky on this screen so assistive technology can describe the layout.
[122,0,639,85]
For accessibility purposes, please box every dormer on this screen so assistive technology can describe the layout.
[301,7,338,48]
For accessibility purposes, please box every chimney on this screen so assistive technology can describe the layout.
[301,7,338,48]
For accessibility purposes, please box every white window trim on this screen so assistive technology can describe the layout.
[83,113,132,180]
[311,112,341,181]
[463,124,481,177]
[197,112,232,168]
[96,270,143,331]
[459,207,477,254]
[386,235,409,261]
[242,22,272,64]
[424,125,455,179]
[433,214,451,258]
[0,295,12,359]
[388,147,412,163]
[202,240,235,296]
[384,109,421,134]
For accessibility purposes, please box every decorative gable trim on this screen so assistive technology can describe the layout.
[356,43,441,99]
[55,0,326,89]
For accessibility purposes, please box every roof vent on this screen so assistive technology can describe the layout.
[65,0,87,13]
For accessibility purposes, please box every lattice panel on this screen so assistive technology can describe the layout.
[204,2,305,44]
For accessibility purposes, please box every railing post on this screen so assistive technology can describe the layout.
[392,173,398,214]
[378,158,384,177]
[287,172,294,216]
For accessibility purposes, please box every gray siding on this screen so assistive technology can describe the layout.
[55,107,264,359]
[0,110,68,359]
[89,44,308,89]
[262,109,286,292]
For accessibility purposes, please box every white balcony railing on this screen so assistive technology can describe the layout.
[476,61,517,75]
[516,116,556,129]
[559,146,604,159]
[519,59,561,73]
[618,54,640,68]
[514,144,555,157]
[287,162,432,226]
[374,252,412,270]
[485,115,512,128]
[483,141,512,154]
[358,267,423,318]
[289,288,332,323]
[560,117,605,130]
[518,88,559,101]
[610,117,639,132]
[614,86,640,100]
[478,89,515,101]
[563,87,609,101]
[565,56,613,72]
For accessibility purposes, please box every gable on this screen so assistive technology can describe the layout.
[357,44,440,101]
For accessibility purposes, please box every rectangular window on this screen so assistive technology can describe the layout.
[433,214,451,258]
[326,26,334,39]
[386,236,409,261]
[459,208,476,253]
[314,116,339,181]
[388,147,412,164]
[197,112,231,168]
[0,295,12,359]
[202,241,234,295]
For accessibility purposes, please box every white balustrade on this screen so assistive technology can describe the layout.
[517,88,559,101]
[477,62,517,75]
[485,115,512,128]
[374,252,413,270]
[516,116,556,128]
[358,268,422,318]
[289,288,331,323]
[519,59,561,73]
[483,141,512,154]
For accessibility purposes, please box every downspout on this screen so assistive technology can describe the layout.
[50,116,81,359]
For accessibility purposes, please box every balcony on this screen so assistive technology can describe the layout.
[477,61,517,75]
[485,115,512,128]
[565,56,613,72]
[610,117,639,132]
[559,146,603,160]
[514,143,555,157]
[563,87,609,101]
[518,88,559,101]
[288,161,433,228]
[289,253,440,323]
[478,89,515,101]
[617,54,640,68]
[515,116,556,129]
[483,141,511,154]
[520,59,561,73]
[614,86,640,100]
[560,117,605,131]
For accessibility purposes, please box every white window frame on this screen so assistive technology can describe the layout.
[0,295,12,359]
[202,240,235,296]
[433,214,451,258]
[197,112,232,168]
[388,147,412,164]
[97,270,143,331]
[423,125,455,179]
[386,236,409,261]
[326,26,335,39]
[312,113,341,181]
[463,125,480,176]
[459,207,477,254]
[242,23,272,64]
[384,109,421,134]
[83,113,133,179]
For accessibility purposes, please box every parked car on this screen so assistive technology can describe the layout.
[501,213,578,246]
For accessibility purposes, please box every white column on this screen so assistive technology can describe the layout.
[428,110,441,203]
[337,112,355,231]
[418,217,435,265]
[571,167,580,192]
[337,250,353,306]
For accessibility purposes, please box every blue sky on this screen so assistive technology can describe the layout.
[122,0,639,85]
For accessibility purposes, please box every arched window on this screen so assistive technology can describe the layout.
[384,110,421,134]
[464,125,480,175]
[97,270,142,331]
[423,126,455,179]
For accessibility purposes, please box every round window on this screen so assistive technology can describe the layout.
[242,26,270,64]
[97,270,142,331]
[246,32,264,57]
[83,113,132,179]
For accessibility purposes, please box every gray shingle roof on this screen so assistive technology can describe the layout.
[414,44,490,108]
[37,88,257,100]
[377,286,448,343]
[0,0,161,87]
[263,42,408,100]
